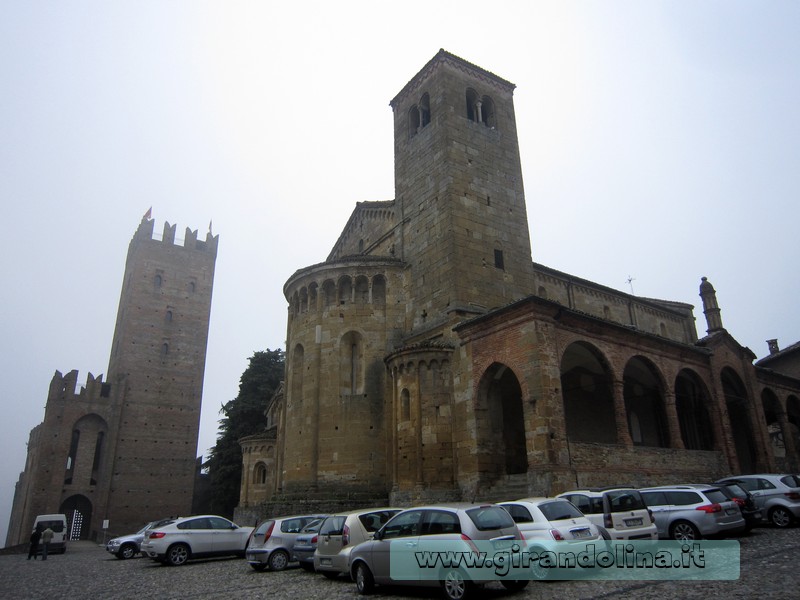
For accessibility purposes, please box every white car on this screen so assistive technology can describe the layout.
[140,515,254,566]
[499,498,602,542]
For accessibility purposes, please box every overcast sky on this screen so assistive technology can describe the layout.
[2,1,799,544]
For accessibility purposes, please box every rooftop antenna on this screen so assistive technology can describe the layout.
[626,276,635,295]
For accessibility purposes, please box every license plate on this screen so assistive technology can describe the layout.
[572,529,592,538]
[492,538,515,550]
[624,518,643,526]
[725,508,738,515]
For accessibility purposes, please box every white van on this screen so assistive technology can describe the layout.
[32,514,68,554]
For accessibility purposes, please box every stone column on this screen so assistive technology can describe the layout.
[664,391,685,449]
[613,380,633,446]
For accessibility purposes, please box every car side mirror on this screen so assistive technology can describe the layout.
[373,529,383,541]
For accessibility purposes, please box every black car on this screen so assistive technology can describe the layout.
[715,481,762,530]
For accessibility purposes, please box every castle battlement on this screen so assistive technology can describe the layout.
[48,369,108,402]
[133,215,219,256]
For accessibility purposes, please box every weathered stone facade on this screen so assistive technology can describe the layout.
[237,50,800,519]
[6,217,217,546]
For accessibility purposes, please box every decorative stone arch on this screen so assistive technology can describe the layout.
[475,362,527,480]
[60,494,92,541]
[355,275,369,304]
[560,341,617,443]
[299,287,308,313]
[721,367,757,472]
[372,274,387,306]
[623,356,669,447]
[308,282,318,311]
[675,369,715,450]
[338,275,353,305]
[322,279,336,308]
[340,330,365,395]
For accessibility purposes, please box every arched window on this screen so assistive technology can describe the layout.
[253,462,267,485]
[154,274,162,290]
[420,93,430,127]
[401,389,411,421]
[480,95,496,128]
[340,331,364,395]
[408,105,420,139]
[466,88,479,122]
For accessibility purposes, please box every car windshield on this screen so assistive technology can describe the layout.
[607,490,647,511]
[539,501,584,521]
[466,506,515,531]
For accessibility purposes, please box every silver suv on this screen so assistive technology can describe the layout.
[639,485,745,541]
[557,487,658,540]
[348,504,527,599]
[717,474,800,528]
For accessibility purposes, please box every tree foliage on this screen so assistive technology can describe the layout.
[206,348,285,518]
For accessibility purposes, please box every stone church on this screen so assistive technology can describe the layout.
[237,50,800,520]
[6,216,217,546]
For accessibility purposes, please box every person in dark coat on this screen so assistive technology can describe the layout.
[27,529,41,560]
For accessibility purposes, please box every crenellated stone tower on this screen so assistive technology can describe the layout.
[6,216,218,546]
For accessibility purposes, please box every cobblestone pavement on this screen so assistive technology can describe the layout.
[2,526,798,600]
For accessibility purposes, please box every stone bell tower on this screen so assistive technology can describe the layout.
[389,49,535,332]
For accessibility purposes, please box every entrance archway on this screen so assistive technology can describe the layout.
[60,495,93,541]
[477,363,527,476]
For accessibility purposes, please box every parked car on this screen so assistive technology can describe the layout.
[639,485,745,541]
[314,508,402,578]
[499,497,602,580]
[106,519,172,559]
[714,481,762,530]
[557,487,658,540]
[140,515,254,566]
[246,514,325,571]
[32,514,68,555]
[348,503,528,599]
[291,517,327,571]
[498,498,601,542]
[717,474,800,528]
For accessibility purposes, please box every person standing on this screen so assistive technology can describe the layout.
[40,527,54,560]
[27,528,41,560]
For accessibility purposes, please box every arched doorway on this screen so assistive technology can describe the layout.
[560,342,616,443]
[623,357,668,447]
[60,495,92,541]
[477,363,527,477]
[675,369,715,450]
[721,368,757,473]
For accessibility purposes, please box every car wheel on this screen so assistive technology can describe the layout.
[118,544,137,560]
[250,562,268,572]
[500,579,529,592]
[441,568,472,600]
[354,562,375,595]
[528,546,551,581]
[268,549,290,571]
[165,543,190,566]
[769,506,794,528]
[670,521,700,542]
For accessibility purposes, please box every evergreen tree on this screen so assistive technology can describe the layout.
[206,349,285,518]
